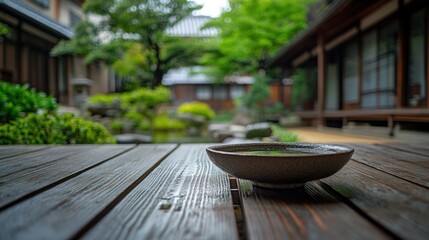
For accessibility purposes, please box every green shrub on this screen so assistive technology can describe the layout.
[0,81,58,123]
[271,124,300,142]
[109,120,125,134]
[139,119,151,132]
[153,114,185,131]
[0,112,116,144]
[87,94,119,105]
[177,101,215,120]
[121,86,170,108]
[211,110,235,123]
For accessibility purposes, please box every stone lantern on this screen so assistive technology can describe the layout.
[72,76,93,111]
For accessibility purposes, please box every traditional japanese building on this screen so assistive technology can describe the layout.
[0,0,110,106]
[270,0,429,133]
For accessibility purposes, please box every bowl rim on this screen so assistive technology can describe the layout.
[206,142,354,158]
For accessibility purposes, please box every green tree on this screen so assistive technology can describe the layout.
[52,0,202,87]
[202,0,314,77]
[0,21,10,41]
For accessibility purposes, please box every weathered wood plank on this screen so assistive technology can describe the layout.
[239,180,390,240]
[348,144,429,188]
[322,160,429,240]
[0,146,50,159]
[82,144,239,240]
[0,144,176,240]
[0,145,134,209]
[0,146,96,176]
[375,143,429,157]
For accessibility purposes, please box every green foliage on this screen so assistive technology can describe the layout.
[0,112,116,144]
[271,124,300,142]
[53,0,203,87]
[51,21,102,57]
[211,110,235,123]
[121,86,171,108]
[87,86,170,109]
[109,120,125,134]
[153,114,186,131]
[0,21,10,40]
[87,94,119,105]
[0,81,58,123]
[202,0,314,76]
[291,68,310,107]
[239,74,270,120]
[177,101,215,120]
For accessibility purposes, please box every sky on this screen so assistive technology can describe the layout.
[193,0,229,17]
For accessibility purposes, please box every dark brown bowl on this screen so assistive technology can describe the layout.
[206,143,354,189]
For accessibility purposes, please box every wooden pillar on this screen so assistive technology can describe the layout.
[317,33,325,127]
[427,10,429,107]
[54,0,61,20]
[67,56,73,106]
[396,0,406,108]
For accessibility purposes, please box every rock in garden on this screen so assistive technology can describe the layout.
[245,122,272,139]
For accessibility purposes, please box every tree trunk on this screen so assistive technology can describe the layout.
[153,44,163,87]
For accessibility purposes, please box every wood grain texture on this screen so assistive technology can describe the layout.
[0,144,176,240]
[239,180,390,240]
[322,160,429,240]
[348,144,429,188]
[0,146,50,159]
[0,145,134,208]
[375,143,429,157]
[82,144,239,240]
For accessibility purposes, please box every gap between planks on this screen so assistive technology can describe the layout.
[229,175,247,240]
[317,180,401,240]
[0,145,138,212]
[71,144,179,240]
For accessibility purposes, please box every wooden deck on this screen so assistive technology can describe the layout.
[0,143,428,239]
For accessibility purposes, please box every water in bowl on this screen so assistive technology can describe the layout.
[235,148,334,156]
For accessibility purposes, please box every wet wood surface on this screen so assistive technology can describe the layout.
[0,143,427,240]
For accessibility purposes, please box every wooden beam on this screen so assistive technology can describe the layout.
[427,9,429,107]
[396,0,406,108]
[317,33,325,127]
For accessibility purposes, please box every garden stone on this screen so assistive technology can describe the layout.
[115,134,153,144]
[245,122,272,139]
[279,114,302,127]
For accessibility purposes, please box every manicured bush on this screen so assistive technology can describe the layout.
[88,86,171,110]
[177,101,215,120]
[121,86,170,108]
[87,94,120,105]
[0,81,58,123]
[0,112,116,144]
[153,114,186,131]
[271,124,300,142]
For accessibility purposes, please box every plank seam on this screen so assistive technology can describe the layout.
[0,146,52,160]
[229,175,247,240]
[0,145,137,212]
[351,159,429,190]
[374,143,429,158]
[317,181,402,240]
[71,144,179,240]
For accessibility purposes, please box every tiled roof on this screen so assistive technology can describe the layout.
[162,66,212,85]
[166,15,217,37]
[0,0,73,39]
[162,66,254,85]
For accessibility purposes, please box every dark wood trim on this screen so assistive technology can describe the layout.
[397,0,406,108]
[317,33,325,126]
[427,9,429,107]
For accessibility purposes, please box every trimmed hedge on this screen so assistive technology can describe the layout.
[0,81,58,123]
[0,112,116,144]
[177,101,215,120]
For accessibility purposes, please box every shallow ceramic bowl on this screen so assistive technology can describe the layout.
[206,142,354,189]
